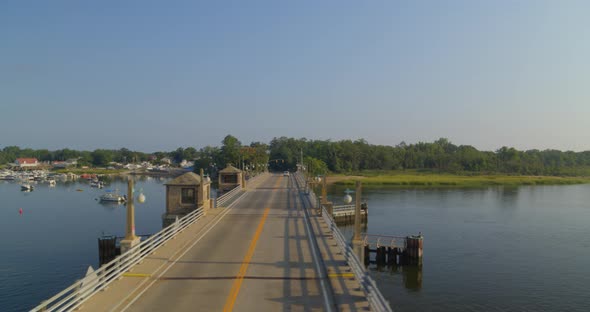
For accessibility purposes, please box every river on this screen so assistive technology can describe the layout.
[330,184,590,311]
[1,178,589,311]
[0,176,171,312]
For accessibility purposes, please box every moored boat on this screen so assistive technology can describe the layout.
[90,180,105,188]
[99,192,126,203]
[21,184,34,191]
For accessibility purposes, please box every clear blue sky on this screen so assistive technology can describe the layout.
[2,1,589,152]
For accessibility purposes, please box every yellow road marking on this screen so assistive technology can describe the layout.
[122,273,151,278]
[274,175,284,188]
[223,206,271,312]
[328,273,355,278]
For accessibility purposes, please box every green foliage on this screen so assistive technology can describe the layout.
[305,156,328,176]
[333,173,590,187]
[2,137,590,178]
[265,137,590,177]
[90,149,113,166]
[220,135,242,168]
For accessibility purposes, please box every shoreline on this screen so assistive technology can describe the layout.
[326,173,590,188]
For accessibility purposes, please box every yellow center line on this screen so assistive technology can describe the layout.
[328,273,355,278]
[223,175,283,311]
[274,175,284,188]
[122,273,151,278]
[223,206,271,312]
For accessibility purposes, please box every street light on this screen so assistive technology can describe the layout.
[121,178,146,253]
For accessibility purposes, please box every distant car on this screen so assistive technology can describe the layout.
[283,171,290,176]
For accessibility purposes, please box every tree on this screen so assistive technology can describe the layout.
[305,156,328,176]
[220,135,242,168]
[91,149,113,166]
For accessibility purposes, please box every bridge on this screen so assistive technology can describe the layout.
[34,172,391,312]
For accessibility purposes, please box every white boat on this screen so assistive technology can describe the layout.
[21,184,34,191]
[90,180,105,188]
[48,179,56,186]
[99,192,126,203]
[0,175,15,180]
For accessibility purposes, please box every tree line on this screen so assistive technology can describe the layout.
[2,136,590,176]
[268,137,590,176]
[0,135,270,176]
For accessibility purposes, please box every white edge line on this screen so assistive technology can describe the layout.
[291,175,334,312]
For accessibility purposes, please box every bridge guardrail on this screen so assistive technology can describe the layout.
[215,172,266,208]
[32,205,206,312]
[216,185,242,208]
[294,172,393,312]
[245,172,266,189]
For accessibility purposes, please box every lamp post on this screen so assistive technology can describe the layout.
[120,177,143,254]
[353,180,362,243]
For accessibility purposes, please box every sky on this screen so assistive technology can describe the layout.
[1,1,590,152]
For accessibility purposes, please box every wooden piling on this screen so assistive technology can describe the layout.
[406,235,424,264]
[387,247,394,266]
[98,236,117,266]
[376,246,384,266]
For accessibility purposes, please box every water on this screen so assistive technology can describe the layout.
[0,177,170,312]
[2,179,589,311]
[329,185,590,311]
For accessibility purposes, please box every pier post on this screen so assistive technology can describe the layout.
[405,235,424,265]
[353,181,362,242]
[120,178,140,254]
[325,201,333,217]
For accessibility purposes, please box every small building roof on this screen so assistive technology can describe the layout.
[219,164,242,174]
[16,158,38,164]
[165,172,207,186]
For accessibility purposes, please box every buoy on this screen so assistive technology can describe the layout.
[19,208,23,215]
[137,193,146,203]
[343,194,353,204]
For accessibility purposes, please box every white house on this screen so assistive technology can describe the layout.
[15,158,39,168]
[180,159,194,168]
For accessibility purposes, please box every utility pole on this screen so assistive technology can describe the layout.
[300,149,303,171]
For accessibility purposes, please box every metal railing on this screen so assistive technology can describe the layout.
[294,172,393,312]
[245,172,266,189]
[216,185,243,208]
[332,204,355,213]
[32,205,206,312]
[363,234,407,249]
[215,172,266,208]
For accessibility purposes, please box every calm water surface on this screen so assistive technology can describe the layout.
[1,178,589,311]
[330,184,590,311]
[0,177,171,312]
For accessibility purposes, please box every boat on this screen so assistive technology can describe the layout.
[21,184,34,191]
[99,192,126,203]
[48,179,56,186]
[90,180,104,188]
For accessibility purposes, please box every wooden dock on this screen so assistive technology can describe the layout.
[328,203,368,224]
[362,234,424,266]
